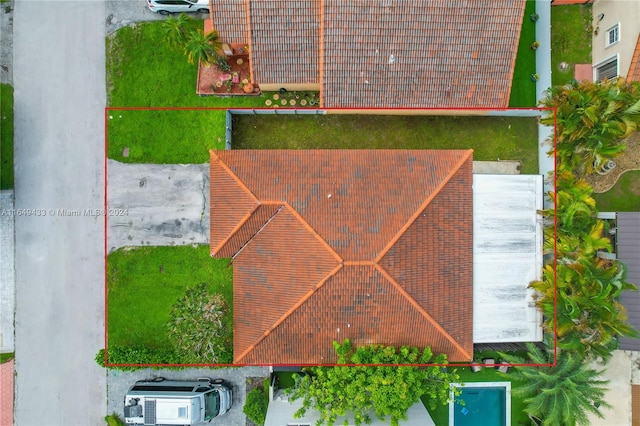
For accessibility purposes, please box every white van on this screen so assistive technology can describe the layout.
[123,377,232,425]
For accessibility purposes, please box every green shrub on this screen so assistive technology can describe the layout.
[105,413,126,426]
[166,283,232,364]
[95,346,184,371]
[244,385,269,426]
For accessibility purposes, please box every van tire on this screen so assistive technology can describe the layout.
[198,8,209,13]
[158,10,170,15]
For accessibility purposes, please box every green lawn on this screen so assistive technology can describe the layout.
[551,4,593,86]
[1,83,14,189]
[107,245,233,351]
[424,364,530,426]
[107,109,227,163]
[232,114,539,174]
[509,0,537,107]
[593,170,640,212]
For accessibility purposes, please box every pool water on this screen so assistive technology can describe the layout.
[454,386,507,426]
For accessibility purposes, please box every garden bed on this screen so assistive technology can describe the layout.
[197,54,258,96]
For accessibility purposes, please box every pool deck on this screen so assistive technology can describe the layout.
[587,350,638,426]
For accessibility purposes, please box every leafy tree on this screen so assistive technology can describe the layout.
[166,283,231,363]
[183,29,222,66]
[499,343,611,426]
[288,339,459,426]
[541,78,640,174]
[244,380,269,426]
[162,13,191,50]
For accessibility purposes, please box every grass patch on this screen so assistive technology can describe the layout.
[1,84,14,189]
[0,352,14,363]
[232,114,539,174]
[509,0,537,107]
[107,245,232,352]
[274,372,298,390]
[593,170,640,212]
[107,109,227,163]
[424,364,530,426]
[107,20,265,108]
[551,4,593,86]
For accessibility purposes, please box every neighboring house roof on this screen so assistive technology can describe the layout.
[210,150,474,364]
[209,0,526,107]
[617,211,640,351]
[208,0,248,44]
[628,34,640,82]
[321,0,525,108]
[248,0,320,85]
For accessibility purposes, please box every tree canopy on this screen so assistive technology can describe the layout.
[288,340,459,426]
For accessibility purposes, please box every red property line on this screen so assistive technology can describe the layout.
[103,106,557,368]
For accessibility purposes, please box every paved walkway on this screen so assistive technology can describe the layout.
[107,160,210,252]
[0,191,15,354]
[0,360,13,426]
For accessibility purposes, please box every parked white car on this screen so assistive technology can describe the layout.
[146,0,210,15]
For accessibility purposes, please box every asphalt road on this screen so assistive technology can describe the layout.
[13,1,107,424]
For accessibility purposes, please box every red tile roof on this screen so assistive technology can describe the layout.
[210,150,474,364]
[247,0,321,85]
[207,0,249,44]
[628,34,640,83]
[321,0,526,108]
[208,0,525,107]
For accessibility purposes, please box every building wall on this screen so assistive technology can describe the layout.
[258,83,320,92]
[592,0,640,79]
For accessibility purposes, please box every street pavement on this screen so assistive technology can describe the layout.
[13,1,106,424]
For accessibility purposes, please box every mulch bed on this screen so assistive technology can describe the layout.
[585,132,640,193]
[245,376,269,426]
[197,54,260,96]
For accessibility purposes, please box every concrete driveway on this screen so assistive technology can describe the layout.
[107,366,269,426]
[107,160,210,252]
[13,1,106,424]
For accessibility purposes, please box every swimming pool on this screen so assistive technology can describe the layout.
[449,382,511,426]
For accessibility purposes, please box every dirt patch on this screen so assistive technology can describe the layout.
[585,132,640,193]
[245,376,269,426]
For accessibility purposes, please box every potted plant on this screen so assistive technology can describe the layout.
[531,73,540,82]
[530,41,540,50]
[530,13,539,22]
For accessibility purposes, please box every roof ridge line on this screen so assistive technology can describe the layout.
[211,206,257,256]
[234,263,344,364]
[375,150,473,263]
[231,205,284,260]
[210,150,259,203]
[282,203,343,263]
[374,264,472,360]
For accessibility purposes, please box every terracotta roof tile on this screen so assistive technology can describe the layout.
[248,0,320,84]
[240,265,471,364]
[321,0,526,108]
[628,34,640,82]
[208,0,249,44]
[210,150,474,364]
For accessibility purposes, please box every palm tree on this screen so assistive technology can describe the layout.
[541,78,640,175]
[499,343,611,426]
[183,29,221,66]
[162,13,191,50]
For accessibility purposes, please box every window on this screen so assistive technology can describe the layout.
[595,56,618,81]
[606,23,620,47]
